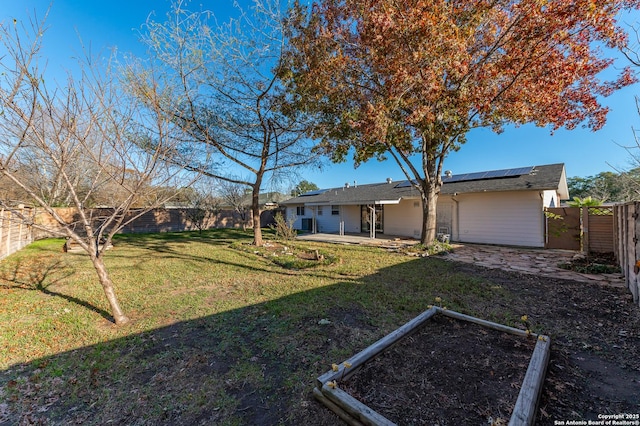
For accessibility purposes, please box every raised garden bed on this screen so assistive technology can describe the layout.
[314,307,551,426]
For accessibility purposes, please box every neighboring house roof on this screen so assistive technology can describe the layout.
[215,192,290,210]
[255,192,291,205]
[282,163,569,206]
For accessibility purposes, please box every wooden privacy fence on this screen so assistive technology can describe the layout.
[586,206,615,253]
[0,206,279,260]
[0,207,36,261]
[35,208,225,238]
[614,202,640,307]
[35,207,279,239]
[545,206,614,253]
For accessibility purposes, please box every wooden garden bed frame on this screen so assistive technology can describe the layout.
[314,306,551,426]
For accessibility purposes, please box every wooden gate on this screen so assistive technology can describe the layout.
[545,206,615,253]
[545,207,581,250]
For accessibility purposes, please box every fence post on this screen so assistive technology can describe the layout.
[613,206,618,261]
[616,205,624,273]
[633,203,640,303]
[624,202,639,304]
[5,210,11,257]
[18,207,24,246]
[581,207,589,254]
[0,209,4,260]
[628,203,634,296]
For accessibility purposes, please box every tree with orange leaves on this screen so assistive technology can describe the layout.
[282,0,639,244]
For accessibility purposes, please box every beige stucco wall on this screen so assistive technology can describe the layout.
[383,199,422,238]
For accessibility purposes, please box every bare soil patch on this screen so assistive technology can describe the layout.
[294,261,640,425]
[342,315,537,425]
[558,252,621,274]
[452,264,640,424]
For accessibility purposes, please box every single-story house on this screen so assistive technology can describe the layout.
[281,163,569,247]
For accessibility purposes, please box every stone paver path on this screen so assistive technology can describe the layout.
[297,233,626,288]
[443,244,626,288]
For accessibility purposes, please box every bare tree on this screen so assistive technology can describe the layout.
[183,181,222,233]
[218,180,251,230]
[618,28,640,198]
[0,13,195,325]
[125,0,320,246]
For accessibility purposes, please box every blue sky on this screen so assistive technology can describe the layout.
[3,1,640,190]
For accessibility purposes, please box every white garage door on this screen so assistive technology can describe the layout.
[457,191,544,247]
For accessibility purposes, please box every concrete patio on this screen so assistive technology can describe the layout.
[296,232,420,248]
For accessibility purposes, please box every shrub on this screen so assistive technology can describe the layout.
[406,240,453,256]
[271,211,297,241]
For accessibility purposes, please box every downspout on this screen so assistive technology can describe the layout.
[540,192,545,247]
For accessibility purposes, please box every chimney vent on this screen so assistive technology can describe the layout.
[386,177,393,184]
[445,170,452,178]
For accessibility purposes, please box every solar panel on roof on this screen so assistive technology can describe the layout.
[508,166,535,176]
[394,166,534,187]
[442,166,534,183]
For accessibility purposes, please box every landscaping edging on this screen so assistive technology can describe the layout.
[314,307,551,426]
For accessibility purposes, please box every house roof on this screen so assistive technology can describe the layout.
[441,163,569,197]
[281,163,569,206]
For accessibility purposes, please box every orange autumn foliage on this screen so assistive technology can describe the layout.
[283,0,639,243]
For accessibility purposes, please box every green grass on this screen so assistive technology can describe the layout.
[0,228,519,424]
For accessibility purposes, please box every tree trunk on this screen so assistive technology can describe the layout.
[420,183,440,245]
[418,133,445,246]
[91,254,129,325]
[251,185,263,246]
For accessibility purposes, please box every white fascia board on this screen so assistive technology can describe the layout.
[304,198,402,206]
